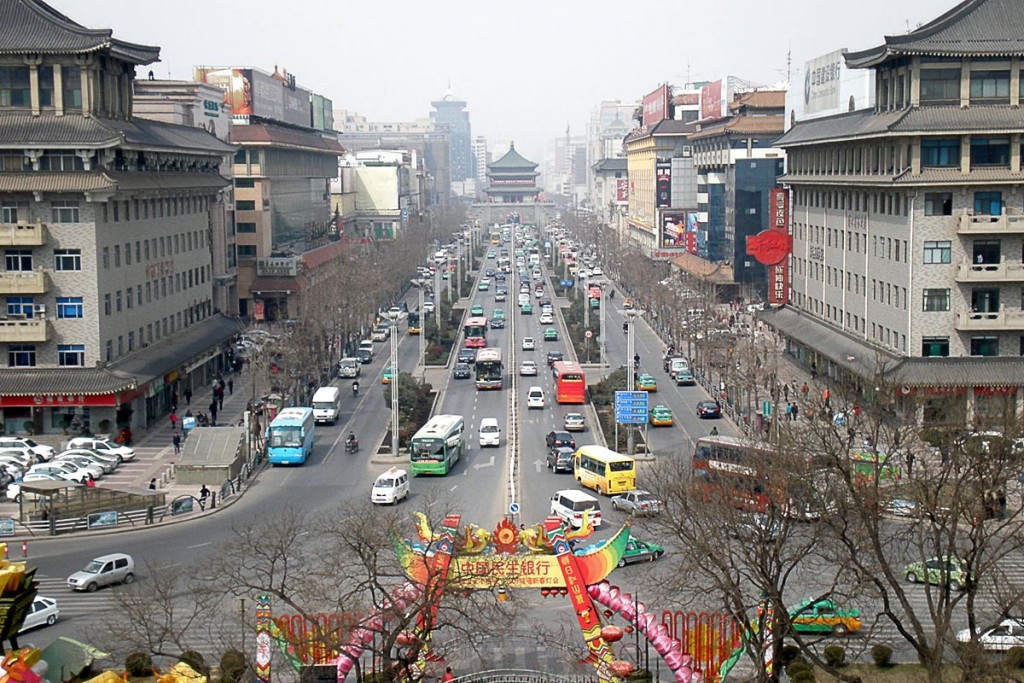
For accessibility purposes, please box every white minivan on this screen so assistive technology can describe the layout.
[371,467,409,505]
[479,418,501,447]
[311,386,341,425]
[527,386,545,409]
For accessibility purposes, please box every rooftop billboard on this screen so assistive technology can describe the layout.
[785,49,876,130]
[641,84,671,128]
[194,66,312,128]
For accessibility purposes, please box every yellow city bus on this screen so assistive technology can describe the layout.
[574,445,637,495]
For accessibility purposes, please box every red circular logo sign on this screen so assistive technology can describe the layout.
[747,230,792,266]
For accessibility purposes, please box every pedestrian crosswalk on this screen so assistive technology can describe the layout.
[30,575,118,624]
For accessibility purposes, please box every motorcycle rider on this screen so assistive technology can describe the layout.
[346,431,358,450]
[352,380,360,396]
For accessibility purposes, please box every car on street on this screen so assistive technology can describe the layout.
[493,309,506,320]
[674,368,696,386]
[956,618,1024,651]
[478,418,501,447]
[470,304,485,316]
[543,328,558,341]
[371,326,389,342]
[66,437,135,461]
[478,280,490,291]
[382,366,396,384]
[635,374,657,392]
[6,473,66,502]
[546,446,574,473]
[0,438,54,462]
[521,303,533,314]
[618,536,664,567]
[67,553,135,592]
[489,317,505,329]
[519,360,538,376]
[19,596,58,633]
[904,556,970,590]
[422,300,435,313]
[56,453,116,476]
[649,405,674,427]
[789,598,862,636]
[696,401,722,419]
[485,269,495,276]
[546,351,564,366]
[457,348,477,364]
[611,490,664,516]
[356,348,373,364]
[28,461,93,483]
[453,363,472,381]
[522,337,535,351]
[57,449,121,471]
[563,413,585,432]
[539,312,554,324]
[545,430,576,450]
[527,386,545,409]
[494,291,506,302]
[487,251,496,259]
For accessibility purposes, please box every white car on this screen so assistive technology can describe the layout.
[541,305,553,315]
[66,438,135,461]
[592,267,604,276]
[58,448,122,469]
[519,360,538,376]
[19,596,58,633]
[539,312,554,324]
[527,386,545,409]
[422,300,435,313]
[28,461,94,483]
[957,618,1024,651]
[0,450,35,469]
[7,473,66,502]
[0,438,54,462]
[522,337,536,351]
[478,418,501,447]
[57,453,116,475]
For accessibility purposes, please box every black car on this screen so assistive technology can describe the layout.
[453,363,471,379]
[546,350,564,366]
[457,348,477,364]
[486,268,495,276]
[356,349,373,364]
[490,317,505,329]
[546,446,574,473]
[545,430,576,450]
[697,400,722,419]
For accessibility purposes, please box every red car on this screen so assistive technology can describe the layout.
[697,400,722,419]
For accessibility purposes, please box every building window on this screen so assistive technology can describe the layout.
[235,178,255,188]
[4,249,31,271]
[924,193,952,216]
[103,293,111,315]
[105,340,112,362]
[923,240,952,264]
[922,288,950,311]
[974,191,1003,216]
[970,137,1010,166]
[6,296,33,318]
[0,201,27,221]
[56,296,83,319]
[919,68,961,103]
[54,248,81,271]
[38,65,54,107]
[102,246,109,269]
[126,288,133,309]
[51,201,80,223]
[125,242,131,265]
[38,151,84,171]
[115,290,122,312]
[61,65,82,110]
[235,200,256,211]
[7,344,35,367]
[57,344,85,367]
[237,245,257,258]
[236,222,256,233]
[970,70,1010,103]
[113,245,120,268]
[127,331,134,352]
[0,66,30,107]
[920,138,960,167]
[971,336,999,356]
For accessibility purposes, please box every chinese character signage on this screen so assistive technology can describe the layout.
[615,178,629,204]
[746,187,792,305]
[655,160,672,208]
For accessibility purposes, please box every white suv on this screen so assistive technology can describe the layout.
[0,438,53,462]
[527,386,545,409]
[66,438,135,461]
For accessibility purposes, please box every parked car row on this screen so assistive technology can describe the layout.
[4,438,134,502]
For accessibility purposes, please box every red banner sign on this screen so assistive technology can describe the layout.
[615,179,629,203]
[0,393,120,408]
[770,188,789,231]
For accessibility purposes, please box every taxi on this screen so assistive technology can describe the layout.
[635,373,657,392]
[492,309,506,320]
[382,366,396,384]
[789,598,862,636]
[470,305,485,316]
[521,303,533,315]
[543,328,558,341]
[649,405,674,427]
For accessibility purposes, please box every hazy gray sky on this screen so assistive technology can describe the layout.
[64,0,943,161]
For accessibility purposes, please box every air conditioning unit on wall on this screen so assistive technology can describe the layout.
[32,304,46,314]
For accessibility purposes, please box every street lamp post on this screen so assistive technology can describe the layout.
[621,308,644,455]
[583,274,590,331]
[388,310,400,457]
[433,264,441,330]
[418,287,426,382]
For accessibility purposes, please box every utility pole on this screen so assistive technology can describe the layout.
[623,308,644,455]
[418,287,425,382]
[389,310,400,457]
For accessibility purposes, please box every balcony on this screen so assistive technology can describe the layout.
[0,316,49,343]
[956,261,1024,283]
[0,221,46,246]
[0,269,48,295]
[957,210,1024,234]
[955,307,1024,331]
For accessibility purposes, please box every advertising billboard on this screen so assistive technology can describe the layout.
[804,50,844,115]
[662,212,686,248]
[642,84,671,128]
[785,49,875,130]
[312,94,334,131]
[195,67,311,127]
[746,188,792,305]
[655,159,672,208]
[700,79,723,120]
[615,178,629,204]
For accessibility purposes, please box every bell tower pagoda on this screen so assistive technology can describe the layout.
[484,143,541,203]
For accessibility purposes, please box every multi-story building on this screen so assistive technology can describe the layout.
[346,149,421,239]
[471,135,489,195]
[623,120,695,250]
[484,145,541,204]
[0,0,238,435]
[430,89,473,182]
[592,158,628,229]
[770,0,1024,427]
[586,100,635,209]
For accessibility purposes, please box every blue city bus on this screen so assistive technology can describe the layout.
[267,407,316,465]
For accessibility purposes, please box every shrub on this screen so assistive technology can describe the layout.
[785,659,811,677]
[791,671,817,683]
[125,652,153,677]
[871,643,893,667]
[219,649,247,683]
[178,650,206,673]
[779,644,802,668]
[22,420,34,435]
[823,645,846,668]
[1006,646,1024,669]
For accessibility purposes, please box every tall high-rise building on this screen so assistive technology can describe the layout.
[430,88,473,181]
[472,135,489,191]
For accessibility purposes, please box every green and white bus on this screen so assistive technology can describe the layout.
[410,414,465,475]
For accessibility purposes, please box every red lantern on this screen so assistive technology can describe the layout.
[603,610,614,618]
[395,632,416,647]
[625,626,634,634]
[541,588,550,597]
[609,660,635,677]
[601,625,624,643]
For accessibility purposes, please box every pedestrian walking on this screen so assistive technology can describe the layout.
[218,391,224,411]
[171,390,179,412]
[228,378,234,395]
[149,478,157,491]
[169,411,178,431]
[810,362,818,380]
[783,384,790,402]
[998,489,1007,520]
[784,402,792,422]
[209,400,219,426]
[442,667,455,683]
[791,402,799,421]
[184,388,193,406]
[199,484,210,510]
[85,474,96,488]
[801,382,809,397]
[906,451,915,477]
[172,433,181,455]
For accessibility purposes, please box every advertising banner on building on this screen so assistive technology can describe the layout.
[747,188,792,305]
[770,187,789,231]
[615,178,629,204]
[662,212,686,248]
[655,159,672,208]
[700,79,724,120]
[804,50,845,115]
[642,84,671,128]
[195,67,310,127]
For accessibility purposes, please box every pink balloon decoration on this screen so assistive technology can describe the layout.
[653,624,668,638]
[636,602,647,615]
[641,613,657,631]
[361,630,374,644]
[588,584,602,598]
[653,639,671,656]
[665,651,683,669]
[691,672,704,683]
[608,586,621,601]
[609,595,623,612]
[680,654,693,668]
[620,592,633,605]
[598,582,611,600]
[674,669,690,683]
[621,603,636,621]
[669,639,683,653]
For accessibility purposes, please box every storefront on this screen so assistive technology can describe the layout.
[0,372,138,438]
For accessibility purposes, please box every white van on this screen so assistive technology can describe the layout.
[372,467,409,505]
[550,489,603,529]
[527,386,545,409]
[311,386,341,424]
[338,358,361,379]
[669,358,690,378]
[479,418,501,447]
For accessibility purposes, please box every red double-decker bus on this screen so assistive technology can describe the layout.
[551,360,586,404]
[464,317,488,348]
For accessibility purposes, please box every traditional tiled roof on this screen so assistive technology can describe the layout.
[231,122,344,154]
[112,118,236,154]
[781,167,1024,187]
[249,276,311,293]
[488,143,538,171]
[0,366,136,396]
[728,90,786,112]
[485,185,541,194]
[0,0,160,64]
[776,108,906,146]
[689,115,784,140]
[846,0,1024,68]
[106,172,231,191]
[893,105,1024,133]
[0,171,229,194]
[669,252,735,284]
[895,357,1024,388]
[109,314,242,383]
[592,158,628,172]
[302,240,346,270]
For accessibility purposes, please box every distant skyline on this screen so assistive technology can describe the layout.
[64,0,944,162]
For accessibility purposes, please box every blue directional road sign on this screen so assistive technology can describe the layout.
[614,390,649,425]
[561,279,575,288]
